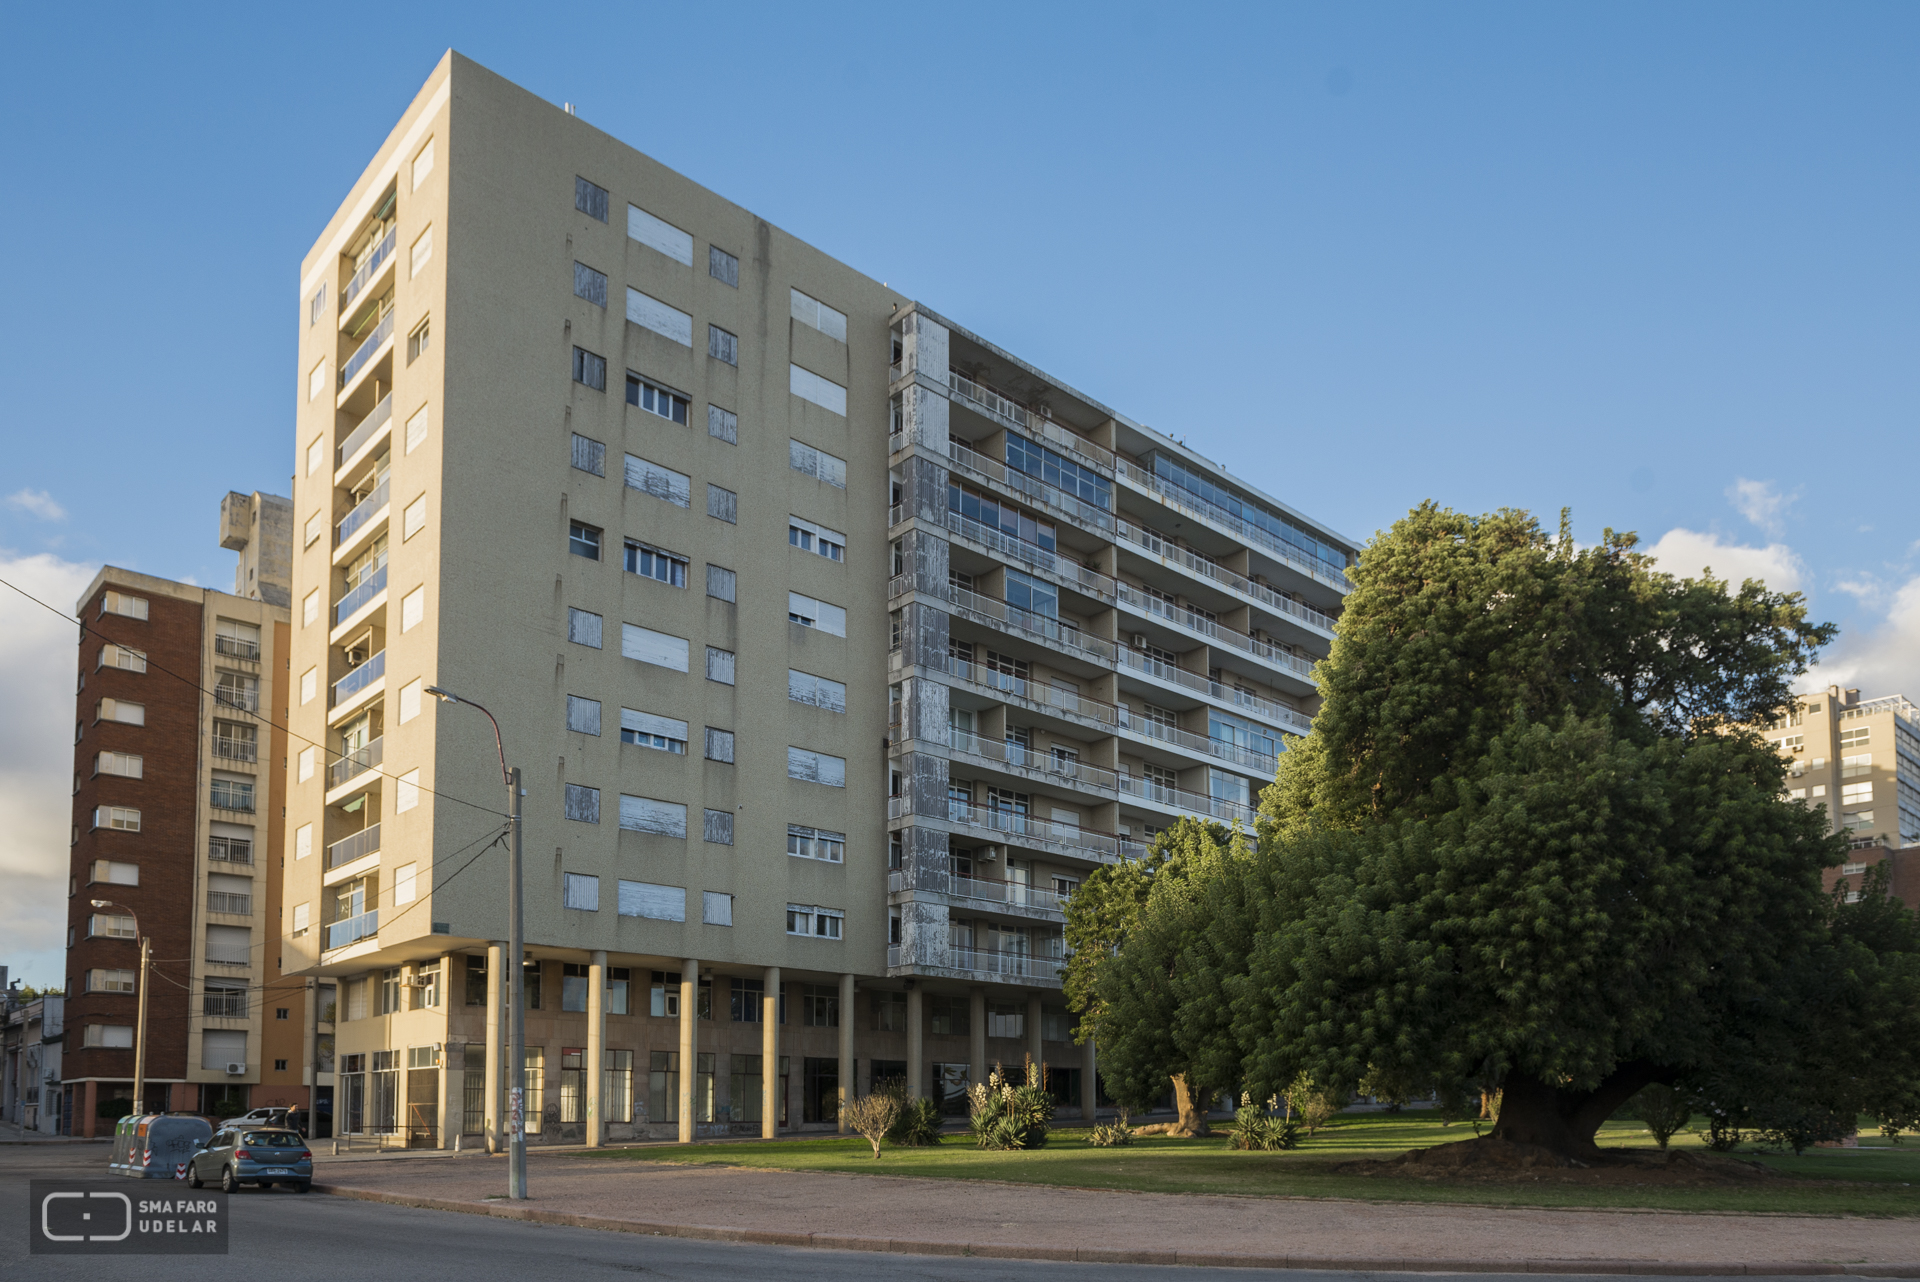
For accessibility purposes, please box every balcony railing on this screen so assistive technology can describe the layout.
[327,736,383,790]
[336,394,393,469]
[339,310,395,390]
[207,892,252,916]
[213,635,261,661]
[336,479,390,547]
[944,726,1121,792]
[1114,516,1337,635]
[939,581,1116,663]
[203,992,248,1019]
[890,868,1067,915]
[1116,583,1315,681]
[332,650,386,706]
[341,228,397,312]
[210,783,256,813]
[1114,456,1352,592]
[214,685,260,713]
[946,370,1115,473]
[941,509,1116,603]
[209,837,253,865]
[327,823,381,870]
[212,735,258,763]
[1117,649,1312,735]
[1119,777,1258,825]
[1122,713,1276,776]
[326,910,378,951]
[334,564,387,626]
[947,439,1113,533]
[888,943,1063,981]
[944,799,1123,861]
[947,658,1121,728]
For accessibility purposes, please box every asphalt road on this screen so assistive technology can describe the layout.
[0,1144,1888,1282]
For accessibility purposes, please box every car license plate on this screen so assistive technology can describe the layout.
[264,1167,294,1175]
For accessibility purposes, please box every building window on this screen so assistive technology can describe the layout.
[609,967,631,1016]
[620,710,689,754]
[569,521,602,560]
[703,809,734,845]
[626,288,693,345]
[786,748,847,787]
[88,859,139,886]
[787,670,847,712]
[574,261,608,307]
[708,325,738,365]
[709,245,738,287]
[567,607,604,648]
[786,592,846,635]
[626,204,693,263]
[564,783,601,824]
[407,317,431,364]
[703,891,733,926]
[620,881,687,921]
[706,565,736,602]
[789,364,847,415]
[564,876,599,912]
[708,404,738,444]
[801,984,840,1027]
[88,913,137,940]
[790,289,848,342]
[787,825,845,863]
[572,346,607,391]
[704,728,735,763]
[788,439,847,488]
[98,643,147,672]
[100,591,149,620]
[618,794,688,838]
[575,176,610,222]
[872,991,907,1031]
[731,976,763,1022]
[95,751,144,778]
[83,1024,134,1049]
[571,433,606,476]
[86,968,136,994]
[94,806,141,832]
[624,624,691,671]
[96,698,144,726]
[524,965,543,1012]
[707,485,737,524]
[309,286,326,327]
[929,995,969,1035]
[566,695,602,736]
[466,954,488,1005]
[787,904,844,939]
[626,374,689,424]
[1841,725,1870,749]
[705,647,735,685]
[623,454,692,506]
[788,517,845,562]
[625,540,689,586]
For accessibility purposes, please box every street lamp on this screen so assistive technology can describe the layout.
[90,900,149,1119]
[424,685,526,1201]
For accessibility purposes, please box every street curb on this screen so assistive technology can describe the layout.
[310,1183,1920,1275]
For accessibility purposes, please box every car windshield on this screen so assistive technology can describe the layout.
[244,1131,302,1148]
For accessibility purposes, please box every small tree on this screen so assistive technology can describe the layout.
[843,1092,903,1159]
[1284,1072,1344,1135]
[1623,1083,1690,1151]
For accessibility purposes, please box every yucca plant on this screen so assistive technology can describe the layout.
[967,1061,1054,1150]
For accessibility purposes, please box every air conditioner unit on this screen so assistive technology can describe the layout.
[224,1062,246,1076]
[1131,633,1147,648]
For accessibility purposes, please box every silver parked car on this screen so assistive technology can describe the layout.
[188,1125,314,1193]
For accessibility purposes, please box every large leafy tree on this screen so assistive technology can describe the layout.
[1084,504,1920,1160]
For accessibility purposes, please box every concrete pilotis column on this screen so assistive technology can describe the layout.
[761,967,780,1137]
[678,959,697,1143]
[82,1081,97,1138]
[968,987,987,1089]
[485,942,503,1153]
[586,950,606,1148]
[837,973,855,1132]
[1027,993,1044,1084]
[1081,1034,1098,1121]
[906,986,924,1099]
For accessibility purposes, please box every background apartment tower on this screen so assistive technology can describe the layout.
[61,493,299,1134]
[1770,686,1920,906]
[282,53,1354,1147]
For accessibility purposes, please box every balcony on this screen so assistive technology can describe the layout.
[207,891,252,916]
[214,685,260,714]
[940,508,1116,603]
[339,310,395,392]
[209,836,253,865]
[935,797,1133,863]
[327,736,383,790]
[946,370,1115,473]
[214,635,262,661]
[943,726,1121,795]
[327,823,381,870]
[1123,712,1276,776]
[203,992,248,1019]
[1114,456,1351,592]
[332,650,386,706]
[336,479,390,548]
[336,394,394,471]
[947,439,1113,534]
[888,942,1063,983]
[1119,776,1258,825]
[326,910,378,951]
[212,735,258,764]
[900,577,1115,666]
[210,782,256,814]
[1117,648,1311,735]
[947,658,1121,730]
[341,228,397,314]
[1114,516,1336,635]
[1116,582,1314,683]
[890,868,1067,917]
[334,564,387,627]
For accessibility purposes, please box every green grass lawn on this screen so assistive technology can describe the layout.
[582,1112,1920,1216]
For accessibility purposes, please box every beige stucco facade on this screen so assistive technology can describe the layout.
[281,52,1357,1145]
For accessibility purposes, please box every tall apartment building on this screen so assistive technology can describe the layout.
[282,53,1355,1147]
[61,492,303,1135]
[1769,686,1920,906]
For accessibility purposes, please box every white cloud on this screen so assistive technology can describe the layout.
[0,552,100,987]
[1726,478,1794,538]
[1805,575,1920,701]
[1643,528,1805,595]
[5,488,66,522]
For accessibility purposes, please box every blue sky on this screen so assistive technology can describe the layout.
[2,2,1916,983]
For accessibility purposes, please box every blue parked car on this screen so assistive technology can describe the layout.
[187,1125,313,1193]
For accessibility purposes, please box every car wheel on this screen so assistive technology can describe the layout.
[295,1181,312,1194]
[220,1165,237,1194]
[188,1164,204,1189]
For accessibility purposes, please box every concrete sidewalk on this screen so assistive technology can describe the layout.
[312,1149,1920,1275]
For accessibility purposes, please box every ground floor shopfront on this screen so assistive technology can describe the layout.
[63,1080,314,1137]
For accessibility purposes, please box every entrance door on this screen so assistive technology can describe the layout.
[406,1068,438,1148]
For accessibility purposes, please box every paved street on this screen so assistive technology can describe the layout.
[0,1145,1903,1281]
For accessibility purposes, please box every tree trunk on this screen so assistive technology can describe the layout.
[1488,1062,1666,1158]
[1170,1074,1211,1137]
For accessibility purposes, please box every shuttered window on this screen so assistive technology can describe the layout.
[571,346,607,390]
[787,670,847,713]
[703,892,734,926]
[206,925,251,965]
[618,794,687,838]
[789,364,847,416]
[706,565,736,603]
[573,262,608,307]
[704,728,735,763]
[626,288,693,346]
[626,205,693,264]
[571,433,606,476]
[708,245,738,286]
[708,325,738,365]
[617,880,686,921]
[790,288,848,342]
[567,608,603,648]
[624,454,691,507]
[566,696,601,735]
[705,647,736,684]
[576,176,610,222]
[564,784,600,824]
[708,404,738,444]
[621,709,689,753]
[787,747,847,787]
[789,439,847,487]
[787,592,847,636]
[707,485,737,523]
[703,809,734,845]
[564,873,600,911]
[622,624,689,672]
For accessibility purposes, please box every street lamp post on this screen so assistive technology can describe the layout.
[91,900,149,1117]
[424,686,526,1201]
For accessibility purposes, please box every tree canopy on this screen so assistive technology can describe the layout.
[1077,504,1919,1157]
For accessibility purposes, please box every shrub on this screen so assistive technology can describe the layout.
[968,1062,1054,1150]
[1087,1119,1134,1147]
[1750,1101,1849,1156]
[1620,1083,1691,1151]
[886,1095,944,1147]
[842,1092,903,1159]
[1283,1072,1346,1135]
[1229,1095,1299,1151]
